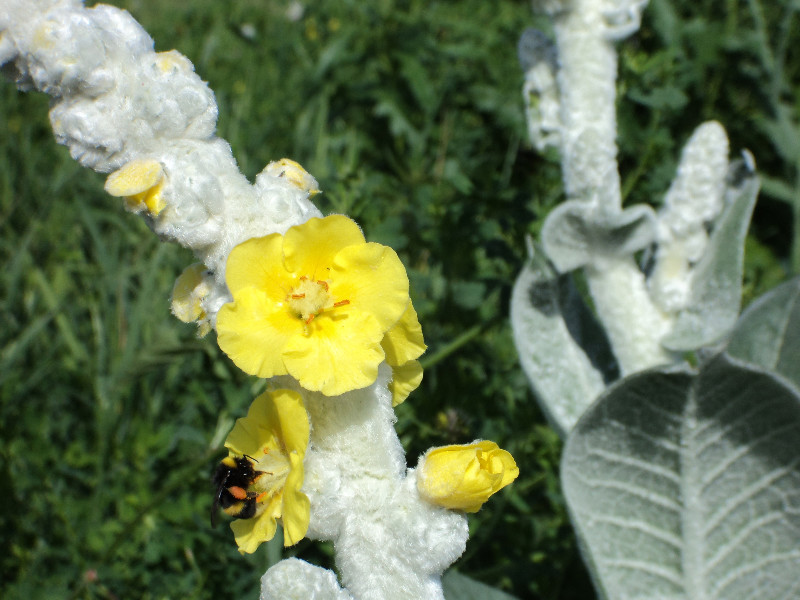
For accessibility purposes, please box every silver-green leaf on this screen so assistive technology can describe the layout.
[510,240,615,436]
[442,570,519,600]
[562,354,800,600]
[541,200,657,273]
[726,276,800,391]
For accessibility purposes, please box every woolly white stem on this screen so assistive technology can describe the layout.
[547,0,674,372]
[277,367,468,600]
[552,0,622,209]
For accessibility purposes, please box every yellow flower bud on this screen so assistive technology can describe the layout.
[417,441,519,513]
[264,158,320,196]
[170,263,212,337]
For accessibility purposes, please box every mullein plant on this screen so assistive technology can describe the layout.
[0,1,517,599]
[515,0,800,598]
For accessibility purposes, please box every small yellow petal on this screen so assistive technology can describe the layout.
[216,287,295,379]
[231,497,281,554]
[282,312,385,396]
[104,159,164,197]
[281,451,311,546]
[389,359,423,406]
[224,234,287,297]
[417,441,519,513]
[382,302,425,366]
[270,388,311,456]
[332,242,409,332]
[142,186,166,216]
[282,215,365,276]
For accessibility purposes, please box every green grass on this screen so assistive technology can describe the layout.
[1,0,797,598]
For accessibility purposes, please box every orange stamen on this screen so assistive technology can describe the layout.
[291,293,306,299]
[317,280,329,291]
[306,314,315,324]
[333,299,350,307]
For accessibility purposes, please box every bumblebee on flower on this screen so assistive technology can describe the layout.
[214,388,311,554]
[216,214,425,398]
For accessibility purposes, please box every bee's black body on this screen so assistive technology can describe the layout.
[211,455,261,526]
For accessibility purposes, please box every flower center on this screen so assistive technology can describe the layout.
[287,276,349,324]
[249,446,292,513]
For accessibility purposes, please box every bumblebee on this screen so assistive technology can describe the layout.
[211,455,263,526]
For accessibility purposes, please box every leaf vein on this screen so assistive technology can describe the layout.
[710,550,800,598]
[698,420,799,493]
[703,457,800,536]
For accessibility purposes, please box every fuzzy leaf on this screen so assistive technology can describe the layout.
[443,570,519,600]
[726,276,800,391]
[510,241,615,436]
[541,200,657,272]
[563,354,800,600]
[517,28,556,72]
[662,158,759,351]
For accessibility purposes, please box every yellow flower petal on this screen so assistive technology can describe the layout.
[417,441,519,513]
[231,496,281,554]
[282,215,365,277]
[104,159,163,197]
[224,234,287,297]
[269,388,311,455]
[382,302,425,366]
[389,359,423,407]
[216,287,294,379]
[281,451,311,546]
[331,242,409,331]
[105,159,166,216]
[282,311,385,396]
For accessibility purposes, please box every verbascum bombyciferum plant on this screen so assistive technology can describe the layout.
[0,1,517,599]
[514,0,800,598]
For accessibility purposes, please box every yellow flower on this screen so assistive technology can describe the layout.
[223,388,310,552]
[104,159,166,216]
[216,215,411,396]
[381,302,425,406]
[170,263,212,337]
[417,441,519,513]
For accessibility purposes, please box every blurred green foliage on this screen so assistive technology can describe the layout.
[0,0,796,598]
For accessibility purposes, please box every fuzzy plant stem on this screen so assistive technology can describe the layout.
[551,0,674,373]
[282,367,468,600]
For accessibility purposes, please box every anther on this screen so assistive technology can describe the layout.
[333,300,350,307]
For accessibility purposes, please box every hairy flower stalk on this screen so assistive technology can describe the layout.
[1,1,517,598]
[515,1,750,434]
[524,0,677,374]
